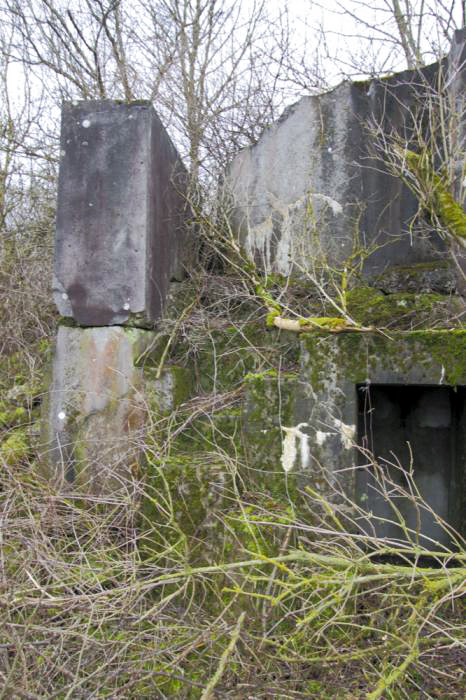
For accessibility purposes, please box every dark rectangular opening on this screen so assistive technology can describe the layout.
[356,384,465,547]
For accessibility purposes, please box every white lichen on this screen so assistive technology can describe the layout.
[245,187,344,276]
[281,429,297,473]
[315,430,332,446]
[281,423,309,472]
[333,418,355,449]
[299,431,310,468]
[439,365,445,384]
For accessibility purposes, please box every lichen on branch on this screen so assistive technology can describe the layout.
[271,316,373,333]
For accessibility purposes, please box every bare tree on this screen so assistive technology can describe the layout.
[285,0,464,86]
[2,0,292,183]
[338,0,463,69]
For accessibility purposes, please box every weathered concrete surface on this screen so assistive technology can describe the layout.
[144,365,193,414]
[447,27,466,204]
[226,62,455,277]
[54,101,189,326]
[209,328,466,546]
[296,331,466,547]
[41,326,153,493]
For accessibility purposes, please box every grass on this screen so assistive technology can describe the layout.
[0,404,464,699]
[0,233,464,698]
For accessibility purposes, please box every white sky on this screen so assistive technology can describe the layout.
[263,0,464,84]
[2,0,464,172]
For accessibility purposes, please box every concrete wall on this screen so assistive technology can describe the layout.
[447,28,466,205]
[226,53,465,278]
[41,326,150,492]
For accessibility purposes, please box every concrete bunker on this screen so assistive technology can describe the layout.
[39,31,465,561]
[357,383,465,547]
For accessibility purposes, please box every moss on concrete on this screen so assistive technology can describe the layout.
[301,330,466,387]
[346,286,463,329]
[142,453,216,552]
[191,321,300,394]
[241,370,303,500]
[142,362,306,566]
[370,261,455,295]
[140,325,466,560]
[144,365,194,414]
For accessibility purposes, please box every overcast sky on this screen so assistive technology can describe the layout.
[263,0,464,84]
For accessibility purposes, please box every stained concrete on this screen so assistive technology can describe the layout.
[54,101,189,326]
[233,330,466,547]
[226,61,460,277]
[447,27,466,204]
[41,326,153,493]
[296,332,466,548]
[443,28,466,292]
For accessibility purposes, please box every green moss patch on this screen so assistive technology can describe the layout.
[0,429,31,465]
[302,329,466,387]
[346,286,463,329]
[0,344,51,464]
[188,321,300,394]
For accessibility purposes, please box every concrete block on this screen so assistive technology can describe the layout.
[53,100,189,326]
[41,326,153,493]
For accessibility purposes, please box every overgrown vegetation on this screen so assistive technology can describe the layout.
[1,116,465,699]
[0,258,465,698]
[0,422,465,698]
[1,2,465,697]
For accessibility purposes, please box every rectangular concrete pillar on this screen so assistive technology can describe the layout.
[43,100,191,492]
[41,326,152,493]
[53,100,189,326]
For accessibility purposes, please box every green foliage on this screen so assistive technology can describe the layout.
[1,314,465,698]
[300,316,353,329]
[0,428,30,464]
